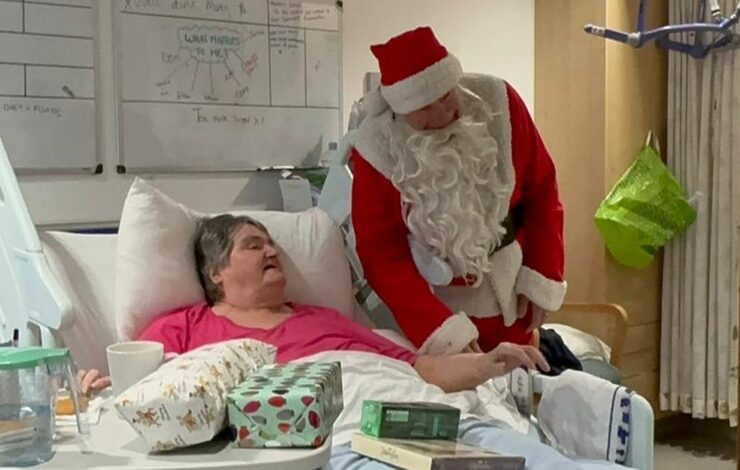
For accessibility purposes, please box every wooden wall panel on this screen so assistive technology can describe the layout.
[535,0,668,409]
[534,0,607,303]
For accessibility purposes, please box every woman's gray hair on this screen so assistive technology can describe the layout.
[194,214,270,305]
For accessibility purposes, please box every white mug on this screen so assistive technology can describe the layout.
[106,341,164,395]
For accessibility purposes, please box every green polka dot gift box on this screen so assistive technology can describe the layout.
[226,362,343,448]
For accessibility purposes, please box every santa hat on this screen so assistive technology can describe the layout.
[367,26,463,116]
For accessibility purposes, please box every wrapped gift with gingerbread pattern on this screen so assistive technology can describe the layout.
[114,339,277,452]
[227,362,343,448]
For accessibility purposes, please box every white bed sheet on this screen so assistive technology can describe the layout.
[296,350,532,447]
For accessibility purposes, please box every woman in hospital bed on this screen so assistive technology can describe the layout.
[80,214,630,470]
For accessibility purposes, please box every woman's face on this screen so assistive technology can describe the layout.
[211,224,286,303]
[403,88,462,130]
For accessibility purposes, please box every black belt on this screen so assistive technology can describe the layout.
[451,214,517,286]
[489,214,516,257]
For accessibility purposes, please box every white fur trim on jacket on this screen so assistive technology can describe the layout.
[381,54,463,114]
[487,241,523,327]
[419,313,479,355]
[432,241,524,326]
[515,267,567,312]
[363,87,390,117]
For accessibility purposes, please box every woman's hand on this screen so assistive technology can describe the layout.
[414,342,550,393]
[486,342,549,376]
[76,369,111,396]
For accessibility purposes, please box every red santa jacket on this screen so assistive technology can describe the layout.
[351,76,566,354]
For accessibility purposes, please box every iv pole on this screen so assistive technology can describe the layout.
[584,0,740,58]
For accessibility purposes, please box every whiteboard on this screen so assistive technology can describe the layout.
[0,0,99,174]
[114,0,341,173]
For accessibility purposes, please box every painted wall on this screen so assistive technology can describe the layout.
[342,0,535,123]
[16,0,535,228]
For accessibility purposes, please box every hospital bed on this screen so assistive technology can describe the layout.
[0,133,653,469]
[0,140,331,469]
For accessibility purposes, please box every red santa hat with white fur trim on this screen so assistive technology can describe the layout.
[365,26,463,116]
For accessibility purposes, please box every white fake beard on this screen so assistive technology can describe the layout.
[389,110,509,284]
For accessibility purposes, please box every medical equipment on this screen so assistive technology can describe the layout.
[585,0,740,58]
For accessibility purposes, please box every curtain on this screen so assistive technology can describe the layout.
[660,0,740,425]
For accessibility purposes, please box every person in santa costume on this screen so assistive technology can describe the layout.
[351,26,567,355]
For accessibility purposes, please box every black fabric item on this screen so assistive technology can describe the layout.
[488,214,517,256]
[538,327,583,376]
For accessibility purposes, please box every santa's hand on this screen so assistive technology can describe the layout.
[527,304,547,333]
[517,294,548,333]
[516,294,532,319]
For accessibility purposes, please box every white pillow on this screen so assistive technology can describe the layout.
[115,178,357,340]
[542,323,612,363]
[116,178,204,340]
